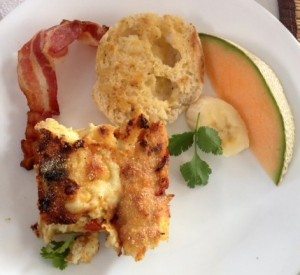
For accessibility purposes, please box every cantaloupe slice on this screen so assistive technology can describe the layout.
[200,33,295,184]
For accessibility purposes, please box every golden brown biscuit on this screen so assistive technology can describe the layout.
[93,13,204,125]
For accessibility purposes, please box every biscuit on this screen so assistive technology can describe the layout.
[93,13,204,125]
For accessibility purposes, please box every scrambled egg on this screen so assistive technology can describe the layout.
[67,233,100,264]
[65,157,121,219]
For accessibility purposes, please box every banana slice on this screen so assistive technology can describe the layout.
[186,96,249,156]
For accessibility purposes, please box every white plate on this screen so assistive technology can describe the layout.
[0,0,299,274]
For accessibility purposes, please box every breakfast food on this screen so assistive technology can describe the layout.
[17,20,108,170]
[35,114,172,264]
[186,96,249,157]
[200,33,295,184]
[16,12,296,271]
[93,13,204,125]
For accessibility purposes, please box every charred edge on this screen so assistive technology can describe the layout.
[121,164,135,178]
[62,139,84,152]
[30,222,38,231]
[155,155,169,172]
[151,143,163,153]
[103,25,109,33]
[111,213,119,224]
[61,143,73,154]
[139,139,148,148]
[155,177,169,196]
[30,222,38,232]
[113,131,120,139]
[38,129,83,154]
[73,139,84,149]
[149,122,161,133]
[138,114,149,129]
[40,156,68,182]
[99,126,109,136]
[54,214,77,225]
[64,179,79,195]
[127,119,134,126]
[30,223,40,237]
[38,130,84,183]
[40,209,78,224]
[37,129,52,152]
[39,195,53,213]
[114,119,135,140]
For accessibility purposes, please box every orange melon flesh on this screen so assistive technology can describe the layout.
[200,33,286,184]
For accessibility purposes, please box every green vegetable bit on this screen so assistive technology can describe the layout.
[169,131,194,156]
[169,113,222,187]
[196,126,223,155]
[180,154,212,188]
[40,235,75,270]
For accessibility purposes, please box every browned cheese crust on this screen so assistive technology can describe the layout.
[37,130,84,224]
[114,115,173,260]
[35,114,172,261]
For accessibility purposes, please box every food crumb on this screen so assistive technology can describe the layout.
[4,217,11,222]
[31,223,40,237]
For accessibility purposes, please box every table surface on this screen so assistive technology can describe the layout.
[255,0,278,17]
[0,0,280,20]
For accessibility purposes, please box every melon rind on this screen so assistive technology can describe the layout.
[200,33,295,184]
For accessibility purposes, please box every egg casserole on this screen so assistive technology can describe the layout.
[34,114,172,264]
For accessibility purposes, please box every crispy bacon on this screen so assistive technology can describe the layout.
[18,20,108,169]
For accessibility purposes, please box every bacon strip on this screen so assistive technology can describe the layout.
[18,20,108,170]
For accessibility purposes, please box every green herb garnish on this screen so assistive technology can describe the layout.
[40,235,75,270]
[169,113,222,187]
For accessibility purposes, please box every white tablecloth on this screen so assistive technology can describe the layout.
[0,0,279,20]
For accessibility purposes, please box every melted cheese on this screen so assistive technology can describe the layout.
[65,160,121,219]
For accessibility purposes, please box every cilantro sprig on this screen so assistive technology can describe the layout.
[169,113,222,188]
[40,235,75,270]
